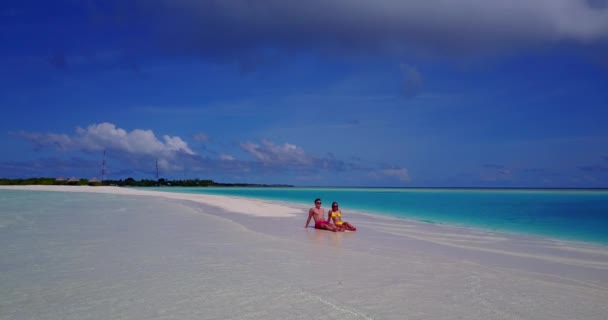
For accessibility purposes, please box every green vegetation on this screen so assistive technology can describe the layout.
[0,177,98,186]
[0,177,292,188]
[0,177,59,185]
[104,178,216,187]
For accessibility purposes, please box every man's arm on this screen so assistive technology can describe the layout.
[326,210,332,223]
[305,209,313,228]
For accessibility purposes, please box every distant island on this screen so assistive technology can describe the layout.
[0,177,293,188]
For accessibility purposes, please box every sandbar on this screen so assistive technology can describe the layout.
[1,185,607,319]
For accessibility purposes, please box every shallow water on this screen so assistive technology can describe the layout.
[150,187,608,244]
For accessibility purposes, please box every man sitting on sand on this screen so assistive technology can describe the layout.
[305,198,341,232]
[327,201,357,231]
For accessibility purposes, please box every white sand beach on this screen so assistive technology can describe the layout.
[1,185,607,319]
[0,185,301,217]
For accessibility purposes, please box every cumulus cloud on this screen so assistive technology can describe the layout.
[239,139,375,174]
[16,123,195,170]
[12,123,411,182]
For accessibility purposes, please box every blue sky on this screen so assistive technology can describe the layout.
[1,0,608,187]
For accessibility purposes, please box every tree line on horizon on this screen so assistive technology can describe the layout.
[0,177,292,188]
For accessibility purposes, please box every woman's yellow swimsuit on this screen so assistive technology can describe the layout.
[331,210,343,226]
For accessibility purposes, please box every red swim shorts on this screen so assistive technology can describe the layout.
[314,221,329,229]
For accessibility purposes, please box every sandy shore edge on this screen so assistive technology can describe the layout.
[0,185,303,218]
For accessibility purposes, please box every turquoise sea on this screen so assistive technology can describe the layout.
[155,187,608,244]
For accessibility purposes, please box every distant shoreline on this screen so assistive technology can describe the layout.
[0,177,293,188]
[1,177,607,191]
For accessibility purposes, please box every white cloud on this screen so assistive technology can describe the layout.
[17,125,415,181]
[64,123,193,156]
[17,123,195,169]
[219,153,235,161]
[240,140,313,165]
[382,168,411,182]
[162,134,194,154]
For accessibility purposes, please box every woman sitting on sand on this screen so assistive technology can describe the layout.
[305,198,341,232]
[327,202,356,231]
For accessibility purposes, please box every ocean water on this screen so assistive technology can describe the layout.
[154,187,608,244]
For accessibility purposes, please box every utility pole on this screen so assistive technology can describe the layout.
[101,150,107,182]
[156,158,159,186]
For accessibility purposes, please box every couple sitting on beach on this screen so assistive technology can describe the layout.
[305,198,357,232]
